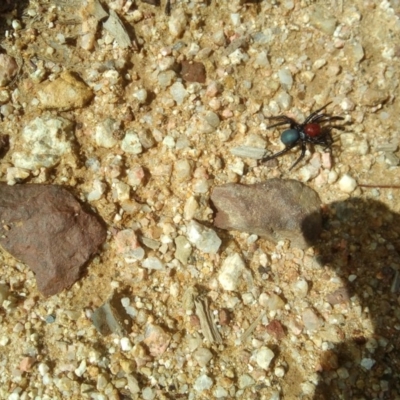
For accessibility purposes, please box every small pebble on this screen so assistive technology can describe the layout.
[142,256,164,270]
[274,366,285,378]
[186,220,221,254]
[238,374,255,389]
[278,68,293,89]
[168,9,187,38]
[302,308,322,331]
[292,279,309,298]
[338,174,357,193]
[193,347,213,367]
[218,253,245,291]
[170,82,188,105]
[193,374,213,392]
[360,358,376,370]
[254,346,275,370]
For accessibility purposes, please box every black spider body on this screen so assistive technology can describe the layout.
[261,102,344,170]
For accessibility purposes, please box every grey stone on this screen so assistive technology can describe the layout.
[91,299,127,336]
[174,235,192,264]
[211,179,322,249]
[11,116,75,170]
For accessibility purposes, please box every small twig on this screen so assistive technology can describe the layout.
[359,184,400,189]
[240,310,266,343]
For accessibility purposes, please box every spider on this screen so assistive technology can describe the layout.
[261,102,344,170]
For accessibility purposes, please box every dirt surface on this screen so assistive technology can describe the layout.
[1,0,400,399]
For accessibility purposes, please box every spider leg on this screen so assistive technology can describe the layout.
[309,114,345,123]
[304,102,333,124]
[261,142,298,163]
[267,120,294,129]
[289,141,307,170]
[267,116,297,129]
[308,129,333,149]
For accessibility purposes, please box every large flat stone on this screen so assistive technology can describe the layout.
[211,179,322,249]
[0,184,106,296]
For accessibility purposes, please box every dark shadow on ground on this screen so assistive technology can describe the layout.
[308,197,400,399]
[0,0,30,30]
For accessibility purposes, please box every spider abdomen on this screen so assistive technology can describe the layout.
[304,123,321,137]
[281,129,300,145]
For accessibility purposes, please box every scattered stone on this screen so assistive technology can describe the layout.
[302,308,322,332]
[112,181,130,202]
[326,287,351,305]
[170,81,188,105]
[360,358,376,370]
[259,292,285,311]
[11,116,75,170]
[338,174,357,193]
[121,130,143,154]
[292,278,309,298]
[91,298,127,336]
[254,346,275,370]
[319,350,339,371]
[168,9,187,38]
[133,88,148,103]
[238,374,255,389]
[120,337,133,351]
[219,309,231,326]
[127,166,146,187]
[114,229,145,261]
[5,167,28,186]
[87,179,107,202]
[142,256,164,270]
[94,118,120,148]
[309,7,337,35]
[186,220,221,254]
[0,184,107,296]
[193,347,213,367]
[211,179,322,249]
[181,61,206,83]
[274,366,285,378]
[143,324,171,357]
[214,386,228,398]
[37,71,93,110]
[174,235,192,264]
[230,146,266,160]
[359,87,389,107]
[278,68,293,89]
[137,129,155,149]
[103,10,133,49]
[218,253,245,291]
[0,54,18,86]
[174,159,193,182]
[142,387,155,400]
[194,374,213,392]
[19,357,36,372]
[158,70,176,87]
[204,111,220,129]
[266,320,286,340]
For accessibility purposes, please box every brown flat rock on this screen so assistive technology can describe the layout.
[211,179,322,249]
[0,184,106,296]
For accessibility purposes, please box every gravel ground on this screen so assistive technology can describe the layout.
[1,0,400,399]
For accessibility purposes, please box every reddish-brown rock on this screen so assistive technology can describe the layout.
[181,61,206,83]
[0,184,106,296]
[211,179,322,249]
